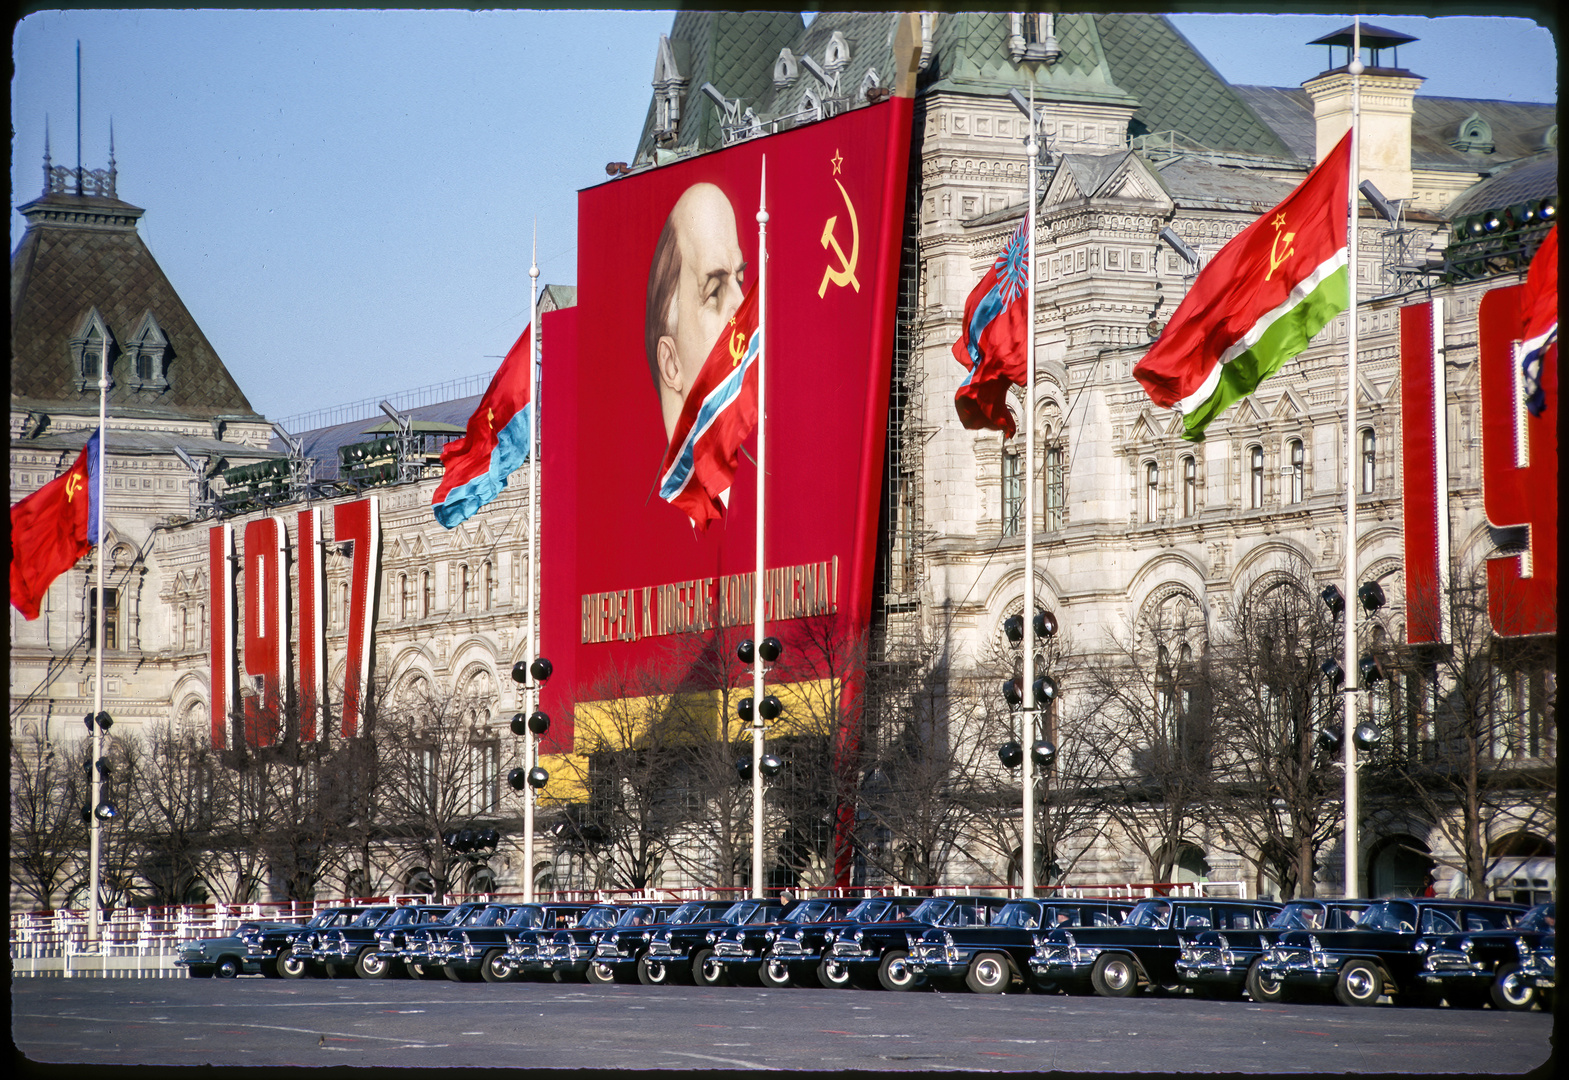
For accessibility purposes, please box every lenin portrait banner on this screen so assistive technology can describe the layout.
[538,97,915,826]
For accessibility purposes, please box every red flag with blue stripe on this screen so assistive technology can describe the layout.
[657,281,760,529]
[952,216,1030,438]
[432,324,534,528]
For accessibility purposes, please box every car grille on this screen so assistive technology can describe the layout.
[772,939,805,957]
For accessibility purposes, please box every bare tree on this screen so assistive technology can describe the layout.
[9,725,88,910]
[131,721,223,904]
[1205,568,1344,898]
[1072,596,1218,883]
[1367,565,1556,896]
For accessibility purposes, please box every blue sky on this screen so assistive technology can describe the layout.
[10,10,1557,424]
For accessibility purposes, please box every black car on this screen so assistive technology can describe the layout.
[394,902,494,979]
[592,900,735,984]
[175,919,302,979]
[1030,897,1284,998]
[1512,930,1554,1009]
[240,906,368,979]
[1416,900,1555,1010]
[908,898,1135,993]
[640,899,787,986]
[317,904,452,979]
[826,895,1016,991]
[514,902,680,983]
[440,902,589,983]
[1174,898,1370,1001]
[369,903,457,978]
[766,895,928,988]
[711,897,865,986]
[1256,897,1526,1006]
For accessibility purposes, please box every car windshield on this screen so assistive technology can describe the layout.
[350,908,392,928]
[1356,901,1418,932]
[720,902,760,925]
[465,907,513,928]
[668,902,717,925]
[615,906,656,928]
[573,906,620,929]
[845,899,892,922]
[306,911,338,928]
[910,899,954,924]
[504,907,544,929]
[1128,901,1174,929]
[436,907,471,926]
[995,902,1044,929]
[783,901,834,924]
[1519,903,1555,933]
[1273,903,1328,930]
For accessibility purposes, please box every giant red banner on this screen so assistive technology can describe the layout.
[540,98,914,757]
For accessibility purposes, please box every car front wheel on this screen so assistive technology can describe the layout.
[818,959,853,989]
[355,949,389,980]
[1491,962,1538,1011]
[636,954,672,986]
[1090,953,1139,998]
[878,949,922,991]
[758,957,794,989]
[966,952,1012,994]
[278,948,310,979]
[693,948,728,987]
[586,961,616,985]
[1334,960,1384,1006]
[215,956,242,979]
[1245,960,1287,1004]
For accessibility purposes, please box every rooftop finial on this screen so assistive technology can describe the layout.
[42,116,52,193]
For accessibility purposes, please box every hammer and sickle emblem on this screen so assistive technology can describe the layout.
[487,407,495,431]
[1265,213,1296,281]
[817,178,861,299]
[727,322,748,367]
[65,471,84,502]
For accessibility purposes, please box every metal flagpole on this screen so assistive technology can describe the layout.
[1021,76,1038,899]
[751,157,768,900]
[89,334,107,943]
[524,224,540,903]
[1342,19,1363,901]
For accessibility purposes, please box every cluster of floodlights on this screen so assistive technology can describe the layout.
[442,827,501,854]
[1316,581,1390,756]
[506,657,554,791]
[735,637,785,782]
[997,610,1059,770]
[80,711,120,822]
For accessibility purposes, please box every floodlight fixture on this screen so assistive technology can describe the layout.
[1007,88,1033,119]
[1158,227,1199,267]
[1358,180,1399,223]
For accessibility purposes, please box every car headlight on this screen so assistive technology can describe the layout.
[766,930,777,943]
[942,932,954,947]
[852,929,864,943]
[1415,939,1431,955]
[705,931,716,944]
[822,929,835,943]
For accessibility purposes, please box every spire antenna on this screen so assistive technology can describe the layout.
[108,118,117,197]
[43,116,52,194]
[75,40,83,195]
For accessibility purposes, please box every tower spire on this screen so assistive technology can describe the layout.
[108,118,117,197]
[43,116,52,194]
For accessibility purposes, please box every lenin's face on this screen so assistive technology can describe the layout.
[655,184,745,441]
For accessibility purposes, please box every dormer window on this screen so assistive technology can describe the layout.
[823,30,851,74]
[860,69,881,99]
[126,310,171,392]
[774,48,798,88]
[1007,12,1062,66]
[70,307,116,393]
[1450,112,1495,155]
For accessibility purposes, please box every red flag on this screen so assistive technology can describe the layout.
[952,216,1029,438]
[1520,222,1557,417]
[10,434,97,619]
[656,281,761,529]
[431,324,534,527]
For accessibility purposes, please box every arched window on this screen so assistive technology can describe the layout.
[1361,428,1377,493]
[1045,445,1064,531]
[1181,455,1196,517]
[340,582,351,630]
[422,571,434,617]
[1249,445,1265,508]
[399,573,411,621]
[483,561,495,611]
[1002,446,1023,536]
[1145,461,1159,522]
[459,564,470,614]
[1287,439,1305,503]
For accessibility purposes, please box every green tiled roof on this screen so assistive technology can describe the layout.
[1096,14,1291,157]
[926,12,1137,107]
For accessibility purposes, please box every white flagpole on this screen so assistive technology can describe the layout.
[524,224,540,903]
[89,334,107,943]
[1021,76,1039,899]
[752,157,768,900]
[1342,20,1363,901]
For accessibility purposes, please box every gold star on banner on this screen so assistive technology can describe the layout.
[831,150,843,176]
[1274,213,1288,227]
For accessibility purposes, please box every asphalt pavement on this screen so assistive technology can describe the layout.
[11,976,1557,1073]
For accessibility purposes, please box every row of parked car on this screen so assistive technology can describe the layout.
[174,893,1554,1011]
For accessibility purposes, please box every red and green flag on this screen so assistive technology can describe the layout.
[1134,132,1351,440]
